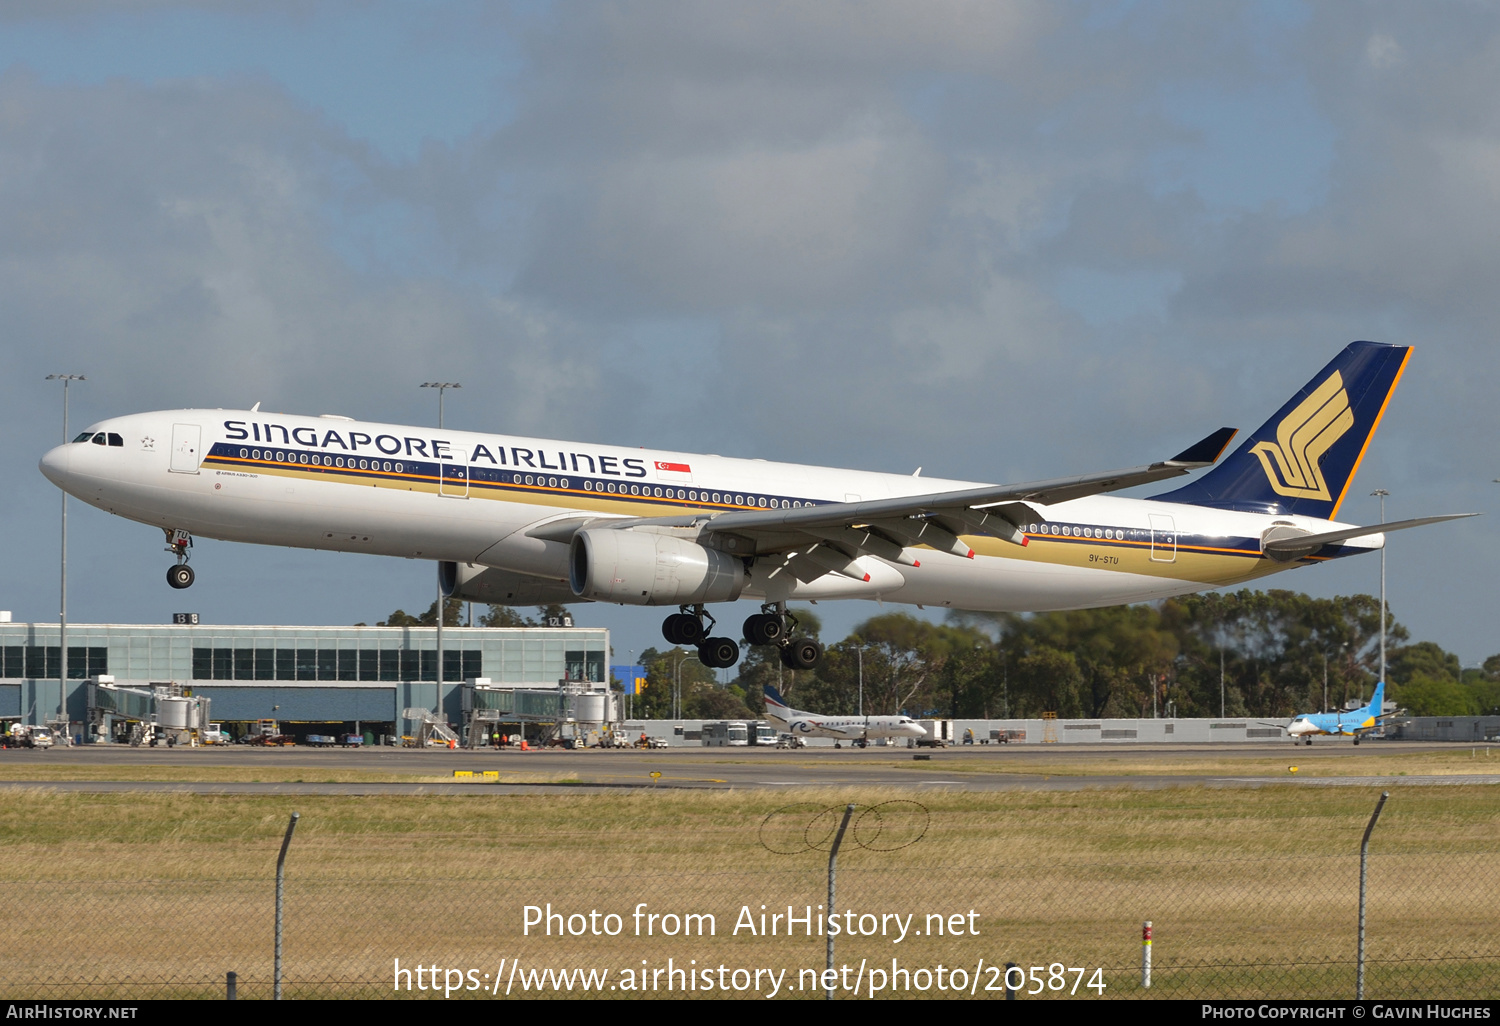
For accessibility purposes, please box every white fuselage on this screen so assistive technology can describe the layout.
[39,409,1382,611]
[765,707,927,741]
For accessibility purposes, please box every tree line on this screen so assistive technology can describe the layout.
[364,591,1500,720]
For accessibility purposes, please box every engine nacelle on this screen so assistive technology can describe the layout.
[442,561,579,606]
[569,529,745,605]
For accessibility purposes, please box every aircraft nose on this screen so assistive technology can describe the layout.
[39,443,72,489]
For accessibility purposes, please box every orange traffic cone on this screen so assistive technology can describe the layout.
[520,740,530,751]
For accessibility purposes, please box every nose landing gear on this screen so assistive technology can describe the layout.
[164,529,195,589]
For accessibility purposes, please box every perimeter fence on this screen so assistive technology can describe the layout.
[1,786,1496,1000]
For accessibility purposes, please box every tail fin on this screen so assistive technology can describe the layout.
[1154,342,1412,519]
[763,685,790,715]
[1369,679,1385,715]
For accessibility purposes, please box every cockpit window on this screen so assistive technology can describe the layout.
[73,432,95,443]
[91,434,106,445]
[107,433,124,447]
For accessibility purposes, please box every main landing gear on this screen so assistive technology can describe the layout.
[746,603,822,671]
[164,529,195,589]
[659,603,825,671]
[663,606,740,669]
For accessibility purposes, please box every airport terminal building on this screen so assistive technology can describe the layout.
[0,620,609,740]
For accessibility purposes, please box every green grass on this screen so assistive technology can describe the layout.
[0,785,1496,999]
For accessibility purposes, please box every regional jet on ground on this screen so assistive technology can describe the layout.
[40,342,1473,671]
[1280,681,1394,746]
[762,685,925,746]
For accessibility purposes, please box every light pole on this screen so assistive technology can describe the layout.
[420,382,461,430]
[47,374,84,729]
[626,650,635,721]
[1220,646,1226,718]
[855,645,865,718]
[1002,649,1008,719]
[672,651,699,720]
[422,383,460,719]
[1371,489,1389,691]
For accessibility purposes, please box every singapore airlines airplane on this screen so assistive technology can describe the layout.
[39,341,1472,672]
[762,685,926,746]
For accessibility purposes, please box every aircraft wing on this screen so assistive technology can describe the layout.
[1261,514,1480,561]
[805,721,863,738]
[690,427,1239,575]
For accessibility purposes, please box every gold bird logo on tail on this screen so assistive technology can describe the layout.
[1249,371,1355,501]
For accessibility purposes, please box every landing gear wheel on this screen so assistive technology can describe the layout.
[781,637,822,670]
[743,613,787,647]
[662,613,705,647]
[1353,737,1361,746]
[167,564,195,590]
[1305,738,1313,746]
[698,637,740,669]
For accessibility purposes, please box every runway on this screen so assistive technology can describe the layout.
[2,740,1496,794]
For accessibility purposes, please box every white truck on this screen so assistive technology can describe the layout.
[911,719,954,748]
[6,724,55,750]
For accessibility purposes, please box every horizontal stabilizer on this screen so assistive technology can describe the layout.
[1262,513,1479,561]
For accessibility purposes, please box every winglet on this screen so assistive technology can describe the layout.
[1167,427,1238,467]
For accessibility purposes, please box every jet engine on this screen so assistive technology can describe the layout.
[442,562,579,606]
[569,529,745,605]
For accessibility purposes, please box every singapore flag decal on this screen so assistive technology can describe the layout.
[654,460,693,483]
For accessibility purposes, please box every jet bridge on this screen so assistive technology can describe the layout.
[460,678,620,748]
[86,676,212,746]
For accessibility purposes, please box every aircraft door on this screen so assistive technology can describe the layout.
[440,461,469,498]
[169,424,202,474]
[1148,513,1177,563]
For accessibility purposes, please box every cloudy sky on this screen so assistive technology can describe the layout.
[3,1,1498,667]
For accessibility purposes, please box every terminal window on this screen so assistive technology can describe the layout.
[4,647,106,680]
[443,650,482,681]
[565,650,605,682]
[190,646,484,682]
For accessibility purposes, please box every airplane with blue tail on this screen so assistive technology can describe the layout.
[1282,681,1392,745]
